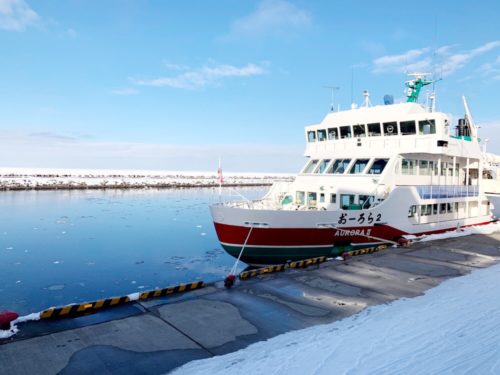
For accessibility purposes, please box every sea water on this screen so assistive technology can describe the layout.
[0,187,266,315]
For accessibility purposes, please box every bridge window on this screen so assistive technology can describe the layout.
[420,204,432,216]
[296,191,305,205]
[340,126,352,139]
[308,192,317,207]
[383,122,398,136]
[327,159,351,174]
[330,194,337,203]
[408,205,417,217]
[367,123,381,136]
[440,162,447,176]
[340,194,356,210]
[368,159,388,174]
[316,159,331,173]
[317,129,327,142]
[307,131,316,142]
[419,160,430,175]
[328,127,338,140]
[419,119,436,135]
[349,159,370,174]
[303,159,319,173]
[359,195,374,208]
[353,124,366,138]
[400,120,416,135]
[402,159,416,175]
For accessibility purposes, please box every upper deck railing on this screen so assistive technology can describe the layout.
[415,185,479,199]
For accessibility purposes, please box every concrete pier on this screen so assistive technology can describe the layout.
[1,232,499,375]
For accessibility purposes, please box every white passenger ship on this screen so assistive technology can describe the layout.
[211,75,499,264]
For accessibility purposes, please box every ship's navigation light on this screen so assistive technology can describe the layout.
[363,90,371,108]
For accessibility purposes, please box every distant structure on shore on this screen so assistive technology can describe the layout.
[0,168,293,191]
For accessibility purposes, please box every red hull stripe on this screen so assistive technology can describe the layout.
[214,222,406,246]
[213,221,493,247]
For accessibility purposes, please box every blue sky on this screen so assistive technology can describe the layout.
[0,0,499,172]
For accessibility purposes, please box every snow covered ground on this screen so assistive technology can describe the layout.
[0,167,293,190]
[173,225,500,375]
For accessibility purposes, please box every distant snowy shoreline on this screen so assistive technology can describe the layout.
[0,168,294,191]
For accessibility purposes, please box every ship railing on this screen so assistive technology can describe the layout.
[226,199,270,210]
[416,185,479,199]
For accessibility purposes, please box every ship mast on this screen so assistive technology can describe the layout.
[405,73,435,103]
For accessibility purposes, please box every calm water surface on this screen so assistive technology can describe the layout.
[0,187,266,315]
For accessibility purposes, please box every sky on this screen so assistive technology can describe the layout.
[0,0,499,172]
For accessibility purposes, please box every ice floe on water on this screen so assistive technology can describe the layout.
[45,284,65,291]
[127,292,140,301]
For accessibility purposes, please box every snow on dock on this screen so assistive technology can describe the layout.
[174,258,500,375]
[0,167,293,190]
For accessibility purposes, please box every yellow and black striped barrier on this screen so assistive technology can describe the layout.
[239,264,287,280]
[288,256,327,269]
[345,244,388,257]
[239,256,327,280]
[40,281,205,320]
[40,296,130,319]
[139,281,205,300]
[238,245,389,282]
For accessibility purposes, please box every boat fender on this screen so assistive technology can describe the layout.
[396,237,411,247]
[0,311,19,330]
[224,274,236,289]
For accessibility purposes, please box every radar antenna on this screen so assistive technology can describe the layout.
[405,73,439,103]
[323,85,340,112]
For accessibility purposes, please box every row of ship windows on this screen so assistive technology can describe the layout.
[401,159,460,176]
[408,202,459,217]
[294,191,375,210]
[409,201,487,219]
[303,158,389,175]
[307,119,436,142]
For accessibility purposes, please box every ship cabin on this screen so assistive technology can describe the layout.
[282,101,486,214]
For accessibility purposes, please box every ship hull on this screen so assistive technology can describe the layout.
[211,187,493,264]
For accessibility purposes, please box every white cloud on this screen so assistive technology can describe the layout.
[228,0,311,38]
[111,88,140,96]
[373,41,500,77]
[478,55,500,80]
[439,41,500,77]
[133,63,267,90]
[373,47,430,73]
[0,0,38,31]
[163,62,190,71]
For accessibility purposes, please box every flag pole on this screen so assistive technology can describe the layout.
[218,156,222,202]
